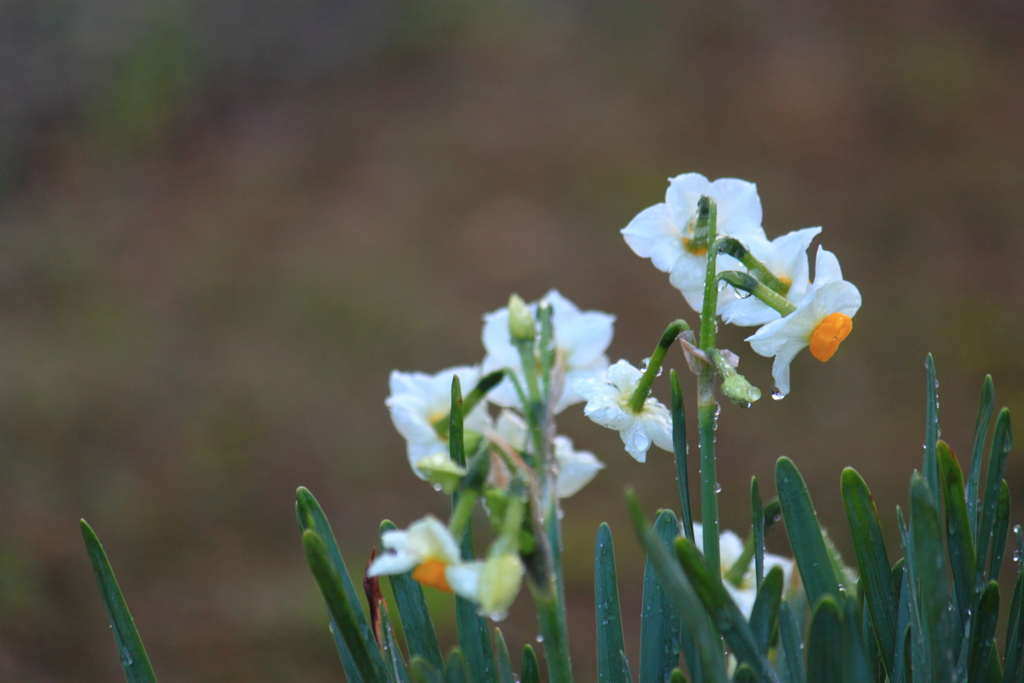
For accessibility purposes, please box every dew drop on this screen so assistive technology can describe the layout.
[121,647,133,666]
[536,634,545,643]
[714,483,723,493]
[641,357,652,371]
[432,484,443,492]
[770,384,784,401]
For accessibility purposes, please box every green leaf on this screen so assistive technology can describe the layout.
[807,597,842,683]
[380,600,412,683]
[640,511,684,683]
[841,467,897,677]
[296,487,386,681]
[410,657,443,683]
[445,649,472,683]
[923,354,940,493]
[302,529,390,682]
[81,520,158,683]
[936,443,977,638]
[844,595,873,683]
[674,536,778,683]
[595,523,629,683]
[749,566,784,655]
[494,629,515,683]
[968,582,999,683]
[896,506,927,683]
[381,520,445,673]
[776,457,841,607]
[978,409,1012,586]
[990,481,1010,583]
[735,664,758,683]
[671,669,687,683]
[672,370,695,543]
[778,601,806,683]
[752,478,765,590]
[521,645,541,683]
[967,375,994,543]
[450,376,466,467]
[626,489,729,683]
[911,474,952,683]
[1003,567,1024,683]
[454,528,495,683]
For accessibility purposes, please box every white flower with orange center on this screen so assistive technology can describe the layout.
[719,226,821,327]
[386,366,491,478]
[573,360,673,463]
[745,246,861,397]
[482,290,615,414]
[367,516,470,595]
[621,173,767,314]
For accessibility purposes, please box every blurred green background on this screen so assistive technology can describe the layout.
[1,1,1023,680]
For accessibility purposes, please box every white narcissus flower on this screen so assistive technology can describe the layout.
[367,516,467,594]
[573,360,673,463]
[386,366,491,478]
[493,410,604,498]
[719,227,821,327]
[482,290,615,414]
[746,246,862,397]
[691,522,797,618]
[622,173,767,314]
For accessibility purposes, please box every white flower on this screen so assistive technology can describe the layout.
[746,246,862,397]
[573,360,673,463]
[367,516,467,594]
[691,522,796,619]
[482,290,615,414]
[386,366,491,478]
[493,410,604,497]
[622,173,767,314]
[719,226,821,327]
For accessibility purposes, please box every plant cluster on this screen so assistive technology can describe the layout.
[82,173,1018,683]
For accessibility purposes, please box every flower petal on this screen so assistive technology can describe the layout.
[621,203,685,273]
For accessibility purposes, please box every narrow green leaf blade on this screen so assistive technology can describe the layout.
[596,523,629,683]
[494,629,515,683]
[455,529,495,683]
[410,657,443,683]
[911,475,952,683]
[640,511,684,683]
[674,536,778,683]
[296,487,386,680]
[749,566,784,655]
[896,506,928,683]
[302,529,389,682]
[844,595,873,683]
[380,600,412,683]
[923,354,940,493]
[968,582,999,683]
[990,481,1010,583]
[81,520,158,683]
[381,520,445,672]
[626,489,729,683]
[936,444,977,638]
[1002,567,1024,683]
[967,375,994,543]
[777,457,841,607]
[807,597,843,683]
[671,369,695,542]
[445,649,472,683]
[752,478,765,590]
[778,601,806,683]
[978,409,1012,585]
[521,645,541,683]
[841,467,897,677]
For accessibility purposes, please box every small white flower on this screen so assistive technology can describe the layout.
[719,226,821,327]
[482,290,615,414]
[622,173,767,314]
[386,366,491,478]
[573,360,673,463]
[746,246,862,397]
[691,522,796,619]
[492,410,604,497]
[367,516,465,593]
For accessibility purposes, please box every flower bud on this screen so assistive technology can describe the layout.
[477,552,525,621]
[415,453,467,494]
[507,294,536,343]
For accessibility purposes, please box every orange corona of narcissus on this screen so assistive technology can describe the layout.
[809,312,854,362]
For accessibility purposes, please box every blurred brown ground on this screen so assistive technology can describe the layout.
[1,1,1023,680]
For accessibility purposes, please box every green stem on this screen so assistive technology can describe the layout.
[717,271,797,316]
[449,490,479,541]
[696,195,721,578]
[716,236,791,296]
[627,319,692,414]
[530,579,574,683]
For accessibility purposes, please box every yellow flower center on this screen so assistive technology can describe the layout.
[809,312,853,362]
[682,237,708,256]
[412,560,452,593]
